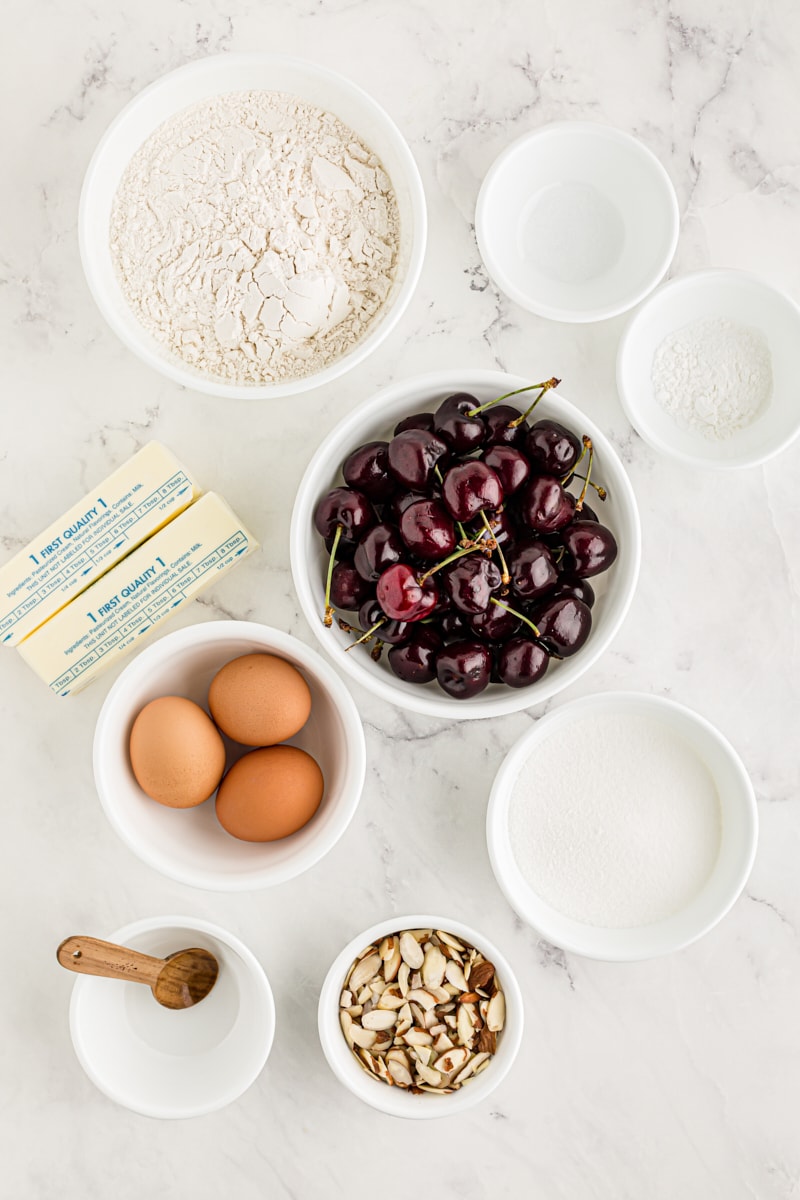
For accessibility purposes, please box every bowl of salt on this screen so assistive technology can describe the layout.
[486,691,757,961]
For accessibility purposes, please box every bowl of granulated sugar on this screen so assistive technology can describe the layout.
[617,269,800,468]
[486,691,757,961]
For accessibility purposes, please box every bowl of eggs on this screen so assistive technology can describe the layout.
[93,620,366,890]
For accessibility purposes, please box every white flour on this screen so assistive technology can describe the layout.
[651,318,772,440]
[508,711,722,928]
[110,91,400,384]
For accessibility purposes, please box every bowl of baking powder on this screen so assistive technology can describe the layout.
[80,54,426,399]
[486,691,757,961]
[617,269,800,468]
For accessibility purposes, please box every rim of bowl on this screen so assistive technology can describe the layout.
[486,690,759,961]
[475,121,680,323]
[92,620,367,890]
[79,52,427,400]
[290,368,642,720]
[616,267,800,469]
[68,914,276,1119]
[317,912,524,1118]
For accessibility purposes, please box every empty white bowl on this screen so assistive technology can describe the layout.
[318,914,523,1118]
[290,369,641,720]
[68,915,275,1118]
[617,269,800,468]
[487,692,758,961]
[80,53,426,399]
[476,122,679,322]
[93,621,366,890]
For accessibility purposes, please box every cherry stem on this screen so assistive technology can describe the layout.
[370,640,384,662]
[490,596,541,638]
[508,377,560,427]
[567,472,607,502]
[560,439,588,487]
[575,437,595,511]
[323,525,343,627]
[417,541,478,583]
[345,616,385,650]
[466,378,560,419]
[480,510,510,584]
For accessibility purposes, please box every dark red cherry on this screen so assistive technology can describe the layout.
[394,412,434,435]
[562,522,618,577]
[376,563,439,622]
[519,475,575,533]
[549,575,595,608]
[387,429,449,492]
[442,461,504,522]
[497,637,550,687]
[354,523,404,582]
[435,640,493,699]
[443,555,502,614]
[314,487,376,543]
[484,405,528,448]
[358,599,411,645]
[388,626,443,684]
[468,603,521,643]
[535,596,592,656]
[509,540,558,601]
[329,562,372,611]
[432,393,487,454]
[525,420,581,476]
[481,445,530,496]
[343,441,396,501]
[387,490,428,525]
[439,610,469,639]
[399,499,457,561]
[324,532,355,561]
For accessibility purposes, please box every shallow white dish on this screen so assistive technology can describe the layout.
[290,369,641,720]
[79,53,427,399]
[617,269,800,468]
[68,915,275,1118]
[318,913,523,1119]
[475,122,679,323]
[93,620,366,891]
[487,691,758,961]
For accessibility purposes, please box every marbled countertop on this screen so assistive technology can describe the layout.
[2,1,799,1196]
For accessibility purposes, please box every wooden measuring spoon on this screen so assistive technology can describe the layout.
[57,936,219,1010]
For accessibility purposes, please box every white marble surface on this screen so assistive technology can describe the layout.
[2,1,800,1196]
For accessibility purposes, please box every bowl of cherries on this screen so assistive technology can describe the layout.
[291,370,641,719]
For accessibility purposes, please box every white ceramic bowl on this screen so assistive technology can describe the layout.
[487,692,758,961]
[291,369,641,720]
[79,53,427,399]
[67,915,275,1118]
[476,122,679,323]
[318,914,523,1118]
[617,269,800,468]
[93,621,366,890]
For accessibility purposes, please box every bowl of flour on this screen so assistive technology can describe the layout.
[80,55,426,399]
[486,692,757,961]
[617,269,800,468]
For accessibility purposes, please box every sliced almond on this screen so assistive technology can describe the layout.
[384,945,402,983]
[457,1004,476,1047]
[411,1044,434,1066]
[386,1048,410,1069]
[340,1011,355,1047]
[445,960,468,991]
[362,1009,397,1031]
[340,989,353,1008]
[433,1045,469,1075]
[423,1007,439,1031]
[409,1001,426,1027]
[398,961,410,996]
[410,971,422,990]
[349,952,381,993]
[433,1032,454,1053]
[356,985,372,1006]
[468,959,496,992]
[359,1049,381,1075]
[379,936,396,961]
[407,929,432,941]
[457,992,480,1004]
[421,945,446,989]
[407,988,438,1011]
[388,1060,413,1088]
[347,1004,363,1017]
[429,1022,447,1037]
[477,1027,497,1055]
[436,930,466,952]
[453,1051,490,1085]
[486,990,505,1032]
[399,932,424,969]
[416,1062,443,1087]
[377,985,405,1010]
[443,1014,457,1029]
[350,1024,378,1049]
[403,1027,433,1047]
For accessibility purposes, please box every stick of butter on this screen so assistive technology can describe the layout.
[17,493,258,696]
[0,442,201,646]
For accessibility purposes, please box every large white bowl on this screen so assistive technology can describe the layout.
[617,269,800,468]
[486,692,758,961]
[67,915,275,1119]
[93,621,366,890]
[290,369,642,720]
[79,53,427,399]
[475,122,679,323]
[318,913,523,1119]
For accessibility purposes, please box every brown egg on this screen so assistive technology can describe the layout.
[208,653,312,746]
[129,696,226,808]
[215,745,324,842]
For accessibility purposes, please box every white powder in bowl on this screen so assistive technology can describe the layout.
[110,90,401,385]
[508,711,722,928]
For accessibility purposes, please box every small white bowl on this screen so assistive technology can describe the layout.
[617,269,800,468]
[67,915,275,1118]
[93,621,366,891]
[290,369,641,720]
[476,122,679,323]
[79,53,426,399]
[487,692,758,962]
[318,914,523,1118]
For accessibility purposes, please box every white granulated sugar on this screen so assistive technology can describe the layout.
[651,318,773,440]
[110,90,400,384]
[508,711,722,928]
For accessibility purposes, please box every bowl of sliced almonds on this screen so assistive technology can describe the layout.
[317,914,523,1117]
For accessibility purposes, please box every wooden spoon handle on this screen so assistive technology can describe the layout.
[57,936,165,987]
